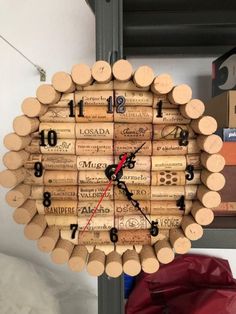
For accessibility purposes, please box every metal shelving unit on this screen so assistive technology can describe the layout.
[85,1,236,313]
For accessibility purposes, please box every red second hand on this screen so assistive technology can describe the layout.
[80,153,128,235]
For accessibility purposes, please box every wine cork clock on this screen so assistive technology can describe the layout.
[0,60,225,277]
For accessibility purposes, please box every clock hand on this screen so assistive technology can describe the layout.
[80,153,128,235]
[119,142,146,169]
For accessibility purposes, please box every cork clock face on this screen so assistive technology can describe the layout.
[0,60,225,277]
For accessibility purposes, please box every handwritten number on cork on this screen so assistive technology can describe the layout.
[110,227,118,243]
[43,192,51,207]
[34,162,43,177]
[39,130,57,147]
[70,224,78,239]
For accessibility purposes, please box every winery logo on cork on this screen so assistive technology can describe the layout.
[0,59,225,278]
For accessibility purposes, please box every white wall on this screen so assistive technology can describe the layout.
[0,1,236,312]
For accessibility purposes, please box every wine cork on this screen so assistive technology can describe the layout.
[23,168,43,185]
[13,116,39,136]
[115,200,150,216]
[152,156,187,171]
[197,185,221,208]
[0,168,26,188]
[95,245,114,255]
[78,200,114,216]
[51,239,74,264]
[151,215,182,229]
[25,154,77,171]
[44,170,78,186]
[151,229,170,245]
[45,215,77,228]
[191,116,217,135]
[31,185,77,200]
[133,66,154,88]
[168,84,192,105]
[61,229,79,245]
[13,200,37,224]
[40,106,75,123]
[140,245,160,274]
[78,185,113,201]
[153,94,179,109]
[52,71,75,93]
[21,97,47,117]
[181,215,203,241]
[71,64,93,86]
[151,185,197,201]
[37,227,60,252]
[153,109,190,125]
[77,156,113,171]
[68,246,88,272]
[76,140,113,156]
[105,251,123,278]
[78,216,113,231]
[3,150,29,170]
[39,122,76,139]
[151,171,186,186]
[169,228,191,254]
[115,245,132,255]
[49,93,74,107]
[114,156,150,171]
[4,133,31,151]
[186,154,201,170]
[201,170,225,191]
[36,200,78,215]
[114,140,152,156]
[197,134,223,154]
[179,99,205,119]
[153,124,195,140]
[114,107,153,124]
[24,214,47,240]
[152,139,200,156]
[115,79,150,91]
[114,123,152,141]
[123,249,141,276]
[26,139,76,155]
[154,240,175,264]
[6,184,31,207]
[87,249,105,276]
[200,152,225,172]
[191,201,214,226]
[86,246,95,253]
[151,200,192,215]
[78,230,151,245]
[91,60,112,83]
[151,73,174,95]
[75,106,114,123]
[82,81,114,91]
[78,171,108,185]
[114,185,151,201]
[75,123,114,139]
[75,90,113,108]
[122,170,151,185]
[36,84,61,105]
[112,60,133,82]
[114,90,153,107]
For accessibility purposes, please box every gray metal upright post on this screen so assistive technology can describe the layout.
[86,1,125,313]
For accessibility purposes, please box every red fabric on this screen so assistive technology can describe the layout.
[125,254,236,314]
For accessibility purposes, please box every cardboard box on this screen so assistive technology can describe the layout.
[216,128,236,141]
[220,166,236,202]
[205,91,236,128]
[212,47,236,97]
[220,143,236,165]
